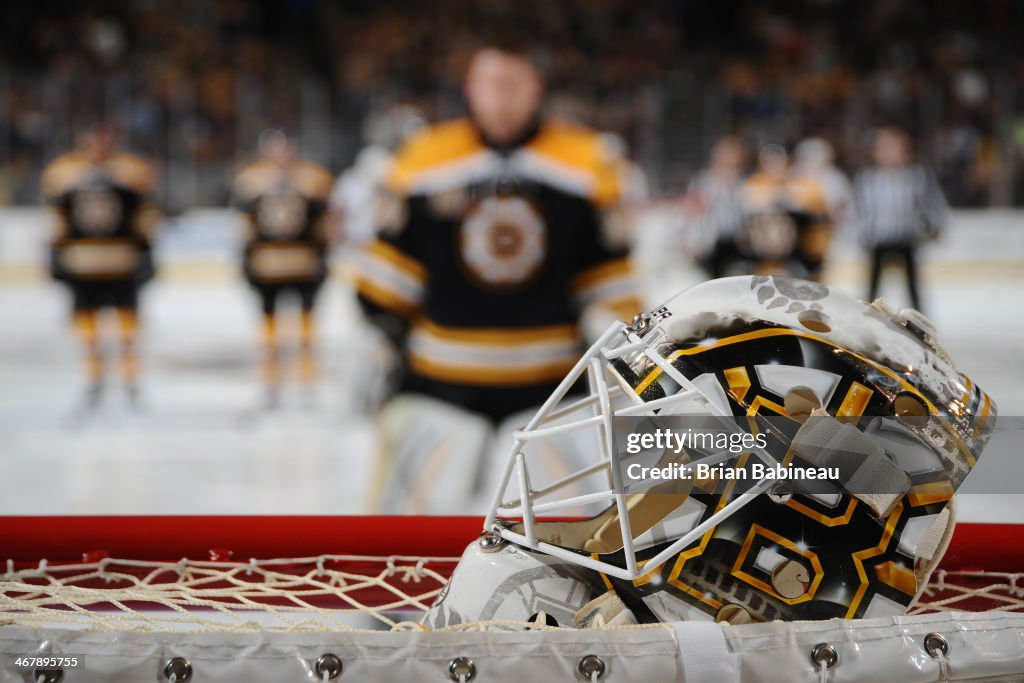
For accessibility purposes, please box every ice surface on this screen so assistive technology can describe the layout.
[1,215,1022,521]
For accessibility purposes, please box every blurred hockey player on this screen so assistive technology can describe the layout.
[854,127,948,311]
[354,39,640,513]
[739,144,831,280]
[328,145,393,247]
[598,132,649,248]
[684,135,748,278]
[793,137,854,235]
[41,123,159,409]
[327,105,426,248]
[233,130,334,407]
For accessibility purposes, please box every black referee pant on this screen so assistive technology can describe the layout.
[867,240,921,311]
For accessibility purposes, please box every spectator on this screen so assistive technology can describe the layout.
[0,1,1022,207]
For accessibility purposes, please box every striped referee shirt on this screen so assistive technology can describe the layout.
[688,170,746,239]
[853,166,948,247]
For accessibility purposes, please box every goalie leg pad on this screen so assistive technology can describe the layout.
[371,394,493,514]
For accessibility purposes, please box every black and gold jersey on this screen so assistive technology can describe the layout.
[739,172,832,274]
[232,159,334,285]
[354,118,640,420]
[41,152,159,281]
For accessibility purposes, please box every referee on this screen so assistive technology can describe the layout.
[685,135,748,278]
[854,127,948,311]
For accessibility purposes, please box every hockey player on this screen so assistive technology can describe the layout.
[354,40,641,513]
[739,144,831,280]
[793,137,853,236]
[41,124,159,409]
[232,130,334,407]
[328,105,426,247]
[598,132,649,249]
[328,145,393,248]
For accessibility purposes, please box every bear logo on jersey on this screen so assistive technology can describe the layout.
[71,186,123,236]
[458,194,547,289]
[743,211,798,261]
[256,190,307,240]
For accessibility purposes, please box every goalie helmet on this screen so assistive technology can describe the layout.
[429,276,996,627]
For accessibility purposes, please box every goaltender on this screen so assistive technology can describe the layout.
[354,38,641,512]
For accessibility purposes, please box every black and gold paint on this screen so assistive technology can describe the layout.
[594,317,994,622]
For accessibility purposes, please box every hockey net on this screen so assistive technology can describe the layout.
[2,516,1022,631]
[2,516,1024,682]
[1,516,475,634]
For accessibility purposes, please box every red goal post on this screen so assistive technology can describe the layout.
[1,516,481,569]
[3,516,1022,618]
[3,515,1020,570]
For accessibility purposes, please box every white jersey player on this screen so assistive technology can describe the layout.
[793,137,854,236]
[328,145,394,246]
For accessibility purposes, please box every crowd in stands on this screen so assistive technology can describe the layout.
[1,0,1021,207]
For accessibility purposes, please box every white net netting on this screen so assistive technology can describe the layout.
[2,519,1024,683]
[1,554,459,633]
[909,569,1024,614]
[2,554,1023,634]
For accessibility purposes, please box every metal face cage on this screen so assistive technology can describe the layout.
[485,318,780,581]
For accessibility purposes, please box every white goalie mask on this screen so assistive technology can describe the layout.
[473,275,994,624]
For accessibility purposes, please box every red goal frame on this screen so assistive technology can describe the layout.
[0,515,482,563]
[2,516,1019,570]
[1,517,1022,616]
